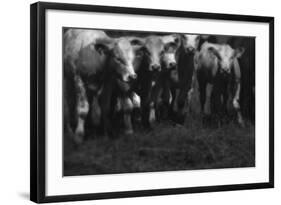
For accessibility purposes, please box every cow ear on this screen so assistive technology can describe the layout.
[172,34,181,46]
[164,34,180,50]
[170,34,182,48]
[208,46,221,60]
[201,35,210,40]
[130,38,144,46]
[95,38,114,55]
[95,43,109,55]
[234,47,245,58]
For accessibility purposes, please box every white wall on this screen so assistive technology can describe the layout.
[0,0,279,204]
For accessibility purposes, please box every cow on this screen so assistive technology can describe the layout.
[150,34,181,121]
[228,37,255,123]
[159,34,200,124]
[63,29,141,143]
[202,35,255,123]
[130,34,180,129]
[195,41,245,127]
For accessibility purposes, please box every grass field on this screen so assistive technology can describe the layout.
[64,117,255,176]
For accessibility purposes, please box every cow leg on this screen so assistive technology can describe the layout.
[90,94,101,129]
[169,87,177,120]
[122,97,134,135]
[155,88,163,122]
[141,100,149,129]
[140,90,149,129]
[221,82,229,125]
[141,82,159,129]
[163,89,173,120]
[176,88,188,124]
[149,81,162,124]
[99,77,118,138]
[74,75,89,144]
[130,92,141,125]
[139,80,152,129]
[63,94,76,143]
[172,89,179,113]
[233,81,245,127]
[63,77,75,141]
[143,98,157,128]
[148,102,156,126]
[161,79,172,120]
[197,72,207,114]
[204,83,213,115]
[211,82,223,127]
[232,58,245,127]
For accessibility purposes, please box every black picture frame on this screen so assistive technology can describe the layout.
[30,1,274,203]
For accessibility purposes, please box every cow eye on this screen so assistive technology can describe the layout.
[145,50,151,56]
[115,57,124,64]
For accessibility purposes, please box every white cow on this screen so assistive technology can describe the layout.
[64,29,141,142]
[195,42,245,126]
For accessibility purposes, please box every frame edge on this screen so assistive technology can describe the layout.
[268,17,274,188]
[30,2,48,203]
[30,2,39,203]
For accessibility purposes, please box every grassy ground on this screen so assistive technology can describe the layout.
[64,117,255,176]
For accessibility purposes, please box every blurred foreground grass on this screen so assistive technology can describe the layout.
[64,118,255,176]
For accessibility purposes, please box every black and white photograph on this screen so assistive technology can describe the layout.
[29,1,274,203]
[63,28,255,176]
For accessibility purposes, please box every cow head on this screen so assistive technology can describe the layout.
[208,44,245,74]
[143,36,165,72]
[181,34,200,53]
[161,34,180,70]
[95,37,141,82]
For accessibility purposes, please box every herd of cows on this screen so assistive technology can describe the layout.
[63,28,255,144]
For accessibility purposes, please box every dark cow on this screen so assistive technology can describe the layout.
[200,35,255,123]
[228,37,255,122]
[131,35,180,128]
[63,29,140,143]
[160,34,200,124]
[195,41,245,126]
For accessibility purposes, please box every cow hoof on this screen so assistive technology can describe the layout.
[237,114,245,128]
[124,129,134,135]
[233,99,240,109]
[73,133,83,145]
[174,114,185,125]
[149,111,156,124]
[238,121,245,128]
[202,114,212,127]
[105,133,118,140]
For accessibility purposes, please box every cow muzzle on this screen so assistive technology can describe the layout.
[129,73,138,81]
[150,64,161,72]
[168,62,177,69]
[122,72,137,83]
[186,47,195,53]
[220,68,231,74]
